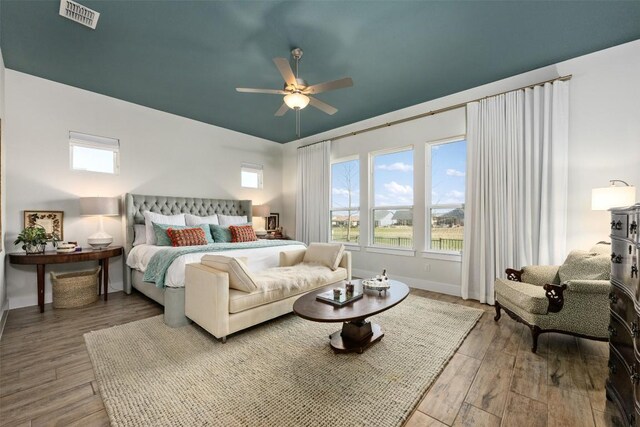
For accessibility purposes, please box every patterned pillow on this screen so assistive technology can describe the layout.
[153,223,214,246]
[166,227,208,247]
[558,250,611,283]
[229,225,257,243]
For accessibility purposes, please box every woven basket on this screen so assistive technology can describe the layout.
[51,267,100,309]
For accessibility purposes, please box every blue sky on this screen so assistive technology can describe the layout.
[431,140,466,205]
[373,150,414,206]
[331,140,466,208]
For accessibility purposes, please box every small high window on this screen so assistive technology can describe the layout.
[241,163,263,189]
[69,131,119,174]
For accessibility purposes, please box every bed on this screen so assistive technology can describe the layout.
[124,193,306,327]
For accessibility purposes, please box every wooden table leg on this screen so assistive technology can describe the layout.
[98,259,103,296]
[37,264,45,313]
[103,258,109,301]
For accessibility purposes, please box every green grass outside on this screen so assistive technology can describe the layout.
[331,225,463,249]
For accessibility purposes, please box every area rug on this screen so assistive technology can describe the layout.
[84,295,482,427]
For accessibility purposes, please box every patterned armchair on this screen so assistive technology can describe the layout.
[494,243,611,353]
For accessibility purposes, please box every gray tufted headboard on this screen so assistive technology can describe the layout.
[123,193,252,292]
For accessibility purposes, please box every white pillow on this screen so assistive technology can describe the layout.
[185,213,219,226]
[143,211,186,245]
[132,224,147,246]
[200,255,258,293]
[303,243,345,271]
[218,214,249,226]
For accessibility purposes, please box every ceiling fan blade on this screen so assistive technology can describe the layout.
[236,88,287,95]
[308,96,338,115]
[273,57,297,86]
[275,103,289,116]
[304,77,353,95]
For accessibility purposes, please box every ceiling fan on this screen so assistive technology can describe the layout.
[236,47,353,137]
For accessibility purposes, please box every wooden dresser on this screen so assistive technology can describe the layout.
[607,204,640,426]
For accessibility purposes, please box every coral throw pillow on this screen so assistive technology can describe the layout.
[167,227,208,247]
[229,225,257,243]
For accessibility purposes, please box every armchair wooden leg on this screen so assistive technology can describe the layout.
[530,325,541,353]
[494,302,502,321]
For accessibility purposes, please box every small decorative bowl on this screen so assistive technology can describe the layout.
[362,279,391,294]
[56,243,77,254]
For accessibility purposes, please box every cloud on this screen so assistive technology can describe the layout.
[332,188,356,196]
[446,169,465,177]
[377,162,413,172]
[384,181,413,195]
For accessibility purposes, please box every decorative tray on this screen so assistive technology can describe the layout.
[316,289,363,307]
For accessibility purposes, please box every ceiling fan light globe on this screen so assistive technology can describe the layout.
[284,92,310,110]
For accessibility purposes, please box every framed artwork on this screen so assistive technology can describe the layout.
[24,211,64,240]
[266,213,280,232]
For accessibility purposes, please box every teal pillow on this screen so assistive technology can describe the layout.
[153,223,214,246]
[210,224,232,243]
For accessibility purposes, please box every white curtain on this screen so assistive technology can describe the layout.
[296,140,331,244]
[462,81,569,304]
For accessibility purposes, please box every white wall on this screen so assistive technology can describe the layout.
[283,40,640,296]
[0,49,7,321]
[4,70,284,309]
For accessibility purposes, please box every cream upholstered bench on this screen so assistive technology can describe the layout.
[185,243,351,341]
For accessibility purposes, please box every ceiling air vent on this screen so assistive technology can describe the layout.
[59,0,100,29]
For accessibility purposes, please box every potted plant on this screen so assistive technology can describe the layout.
[14,225,59,254]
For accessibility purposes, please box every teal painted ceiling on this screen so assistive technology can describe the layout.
[2,1,639,143]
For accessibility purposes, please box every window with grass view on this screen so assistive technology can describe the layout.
[330,158,359,243]
[428,139,466,252]
[372,148,414,248]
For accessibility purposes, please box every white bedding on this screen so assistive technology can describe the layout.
[127,243,306,288]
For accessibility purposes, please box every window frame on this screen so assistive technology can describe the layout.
[69,131,120,175]
[424,135,466,255]
[329,155,360,245]
[369,145,415,249]
[240,162,264,189]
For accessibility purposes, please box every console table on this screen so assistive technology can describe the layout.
[9,246,124,313]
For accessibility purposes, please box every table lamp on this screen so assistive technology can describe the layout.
[80,197,120,249]
[252,205,270,236]
[591,180,636,210]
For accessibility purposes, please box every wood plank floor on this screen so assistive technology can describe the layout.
[0,290,623,427]
[408,289,623,427]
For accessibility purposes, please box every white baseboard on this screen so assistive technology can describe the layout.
[352,268,461,297]
[0,300,10,342]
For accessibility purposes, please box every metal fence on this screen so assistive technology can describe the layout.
[372,236,413,247]
[330,233,463,251]
[431,238,463,251]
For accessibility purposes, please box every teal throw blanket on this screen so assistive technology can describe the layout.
[143,240,304,288]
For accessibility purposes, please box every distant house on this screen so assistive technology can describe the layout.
[373,210,393,227]
[392,210,413,226]
[332,214,360,227]
[432,208,464,227]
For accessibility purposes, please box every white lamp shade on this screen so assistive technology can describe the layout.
[591,186,636,210]
[252,204,271,217]
[80,197,120,216]
[284,92,310,109]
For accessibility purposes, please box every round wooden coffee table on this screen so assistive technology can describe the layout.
[293,279,410,354]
